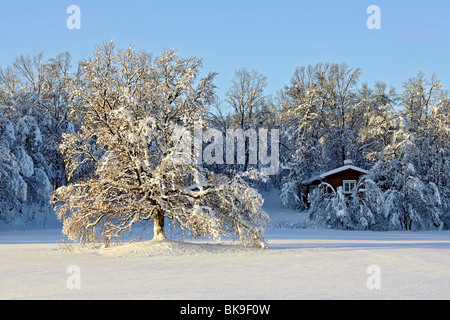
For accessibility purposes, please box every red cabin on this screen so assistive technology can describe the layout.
[302,160,368,204]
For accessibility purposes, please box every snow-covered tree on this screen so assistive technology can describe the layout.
[223,68,274,175]
[0,51,75,228]
[307,184,352,229]
[53,41,269,248]
[0,116,27,222]
[354,81,399,163]
[307,179,383,231]
[226,68,271,131]
[0,114,52,227]
[10,52,75,189]
[367,155,444,231]
[377,72,450,230]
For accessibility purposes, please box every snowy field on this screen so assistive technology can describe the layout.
[1,199,450,300]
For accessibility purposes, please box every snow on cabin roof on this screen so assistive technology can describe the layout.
[319,165,369,178]
[302,165,369,185]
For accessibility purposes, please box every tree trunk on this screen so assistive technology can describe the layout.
[153,208,166,240]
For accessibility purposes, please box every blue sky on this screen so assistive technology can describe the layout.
[1,0,450,100]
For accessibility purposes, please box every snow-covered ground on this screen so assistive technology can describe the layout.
[1,194,450,300]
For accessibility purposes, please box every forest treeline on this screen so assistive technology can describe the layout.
[0,42,449,233]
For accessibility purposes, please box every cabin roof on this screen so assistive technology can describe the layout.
[302,165,369,185]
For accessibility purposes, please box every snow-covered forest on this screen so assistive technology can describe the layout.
[1,41,449,243]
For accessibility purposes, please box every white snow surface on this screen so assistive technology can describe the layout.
[1,193,450,300]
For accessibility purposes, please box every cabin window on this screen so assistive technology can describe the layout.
[342,180,356,194]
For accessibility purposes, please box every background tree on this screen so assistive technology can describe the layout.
[0,52,73,227]
[225,68,272,172]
